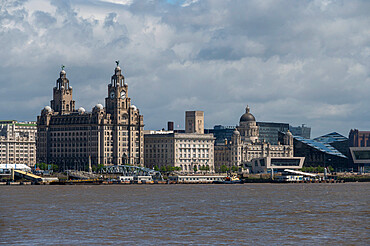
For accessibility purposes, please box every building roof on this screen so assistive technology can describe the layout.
[240,106,256,122]
[314,132,348,144]
[294,136,347,158]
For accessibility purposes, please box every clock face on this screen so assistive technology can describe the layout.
[110,91,115,99]
[120,91,126,99]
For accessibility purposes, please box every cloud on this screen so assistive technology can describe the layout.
[0,0,369,137]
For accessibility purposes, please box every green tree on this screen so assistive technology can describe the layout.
[193,165,198,173]
[317,166,325,173]
[220,165,229,173]
[51,164,59,172]
[231,165,238,172]
[154,165,159,171]
[205,165,210,172]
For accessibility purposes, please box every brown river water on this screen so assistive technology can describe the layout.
[1,183,369,245]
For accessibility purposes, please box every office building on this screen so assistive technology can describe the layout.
[286,133,348,171]
[314,132,349,158]
[349,129,370,172]
[256,122,289,145]
[204,125,236,145]
[144,112,215,173]
[289,124,311,139]
[37,63,144,169]
[214,106,294,173]
[0,120,37,166]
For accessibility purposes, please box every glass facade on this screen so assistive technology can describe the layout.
[353,150,370,160]
[271,159,301,166]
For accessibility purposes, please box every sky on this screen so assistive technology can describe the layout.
[0,0,369,138]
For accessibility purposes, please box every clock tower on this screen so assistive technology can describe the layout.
[104,61,144,166]
[105,61,130,118]
[50,66,75,114]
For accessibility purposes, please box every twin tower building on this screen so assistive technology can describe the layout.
[37,63,144,169]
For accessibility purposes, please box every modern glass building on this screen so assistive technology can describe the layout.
[256,122,289,144]
[205,125,236,145]
[288,134,349,171]
[314,132,349,158]
[289,124,311,139]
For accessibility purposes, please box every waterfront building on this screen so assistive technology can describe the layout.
[314,132,349,158]
[144,111,215,173]
[214,106,294,173]
[0,120,37,166]
[207,122,289,146]
[250,156,305,173]
[37,63,144,169]
[284,132,348,171]
[349,129,370,147]
[349,129,370,172]
[289,124,311,139]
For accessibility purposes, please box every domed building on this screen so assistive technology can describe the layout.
[37,62,144,170]
[214,105,301,173]
[237,105,259,143]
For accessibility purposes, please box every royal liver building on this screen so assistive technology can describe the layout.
[37,62,144,169]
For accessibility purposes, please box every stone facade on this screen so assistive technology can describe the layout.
[0,120,37,166]
[214,106,293,172]
[144,132,215,173]
[37,63,144,169]
[185,111,204,134]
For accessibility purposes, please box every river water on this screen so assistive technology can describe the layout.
[1,183,369,245]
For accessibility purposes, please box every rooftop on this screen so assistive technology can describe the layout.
[294,136,347,158]
[314,132,348,144]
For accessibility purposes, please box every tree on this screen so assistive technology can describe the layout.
[220,165,229,173]
[193,165,198,173]
[154,165,159,171]
[317,166,325,173]
[231,165,238,172]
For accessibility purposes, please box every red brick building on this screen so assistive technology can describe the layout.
[349,129,370,147]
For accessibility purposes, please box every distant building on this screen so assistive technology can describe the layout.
[37,63,144,170]
[349,129,370,173]
[314,132,349,158]
[285,132,348,171]
[204,125,236,145]
[144,132,215,173]
[289,124,311,139]
[251,156,305,174]
[256,122,289,145]
[144,111,215,173]
[349,129,370,147]
[214,106,295,173]
[0,120,37,166]
[206,122,289,146]
[185,111,204,134]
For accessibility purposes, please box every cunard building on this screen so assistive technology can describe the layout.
[37,62,144,169]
